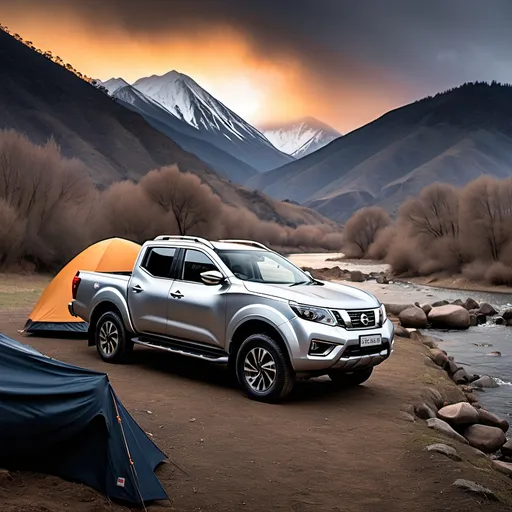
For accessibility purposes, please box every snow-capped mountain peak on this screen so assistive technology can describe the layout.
[130,70,293,171]
[98,77,130,95]
[262,117,341,158]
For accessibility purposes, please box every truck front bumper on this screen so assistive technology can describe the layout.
[284,317,395,373]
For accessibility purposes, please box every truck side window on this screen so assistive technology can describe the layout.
[182,249,218,283]
[142,247,176,278]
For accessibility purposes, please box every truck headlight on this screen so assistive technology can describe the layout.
[379,304,387,325]
[289,302,336,326]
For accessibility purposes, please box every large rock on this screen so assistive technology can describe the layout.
[393,325,411,338]
[422,304,433,316]
[478,303,497,316]
[350,270,365,282]
[427,418,469,445]
[464,298,479,311]
[426,443,462,461]
[428,305,470,330]
[438,403,479,426]
[414,402,437,420]
[472,375,499,388]
[502,308,512,320]
[399,306,428,328]
[463,424,506,453]
[431,300,449,308]
[478,409,509,433]
[453,480,497,500]
[431,349,449,368]
[452,368,470,384]
[501,439,512,457]
[493,316,505,325]
[492,460,512,477]
[444,358,461,376]
[384,303,415,316]
[469,314,478,327]
[376,275,389,284]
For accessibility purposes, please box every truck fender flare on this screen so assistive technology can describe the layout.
[89,288,135,333]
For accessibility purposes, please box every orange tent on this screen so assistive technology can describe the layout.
[24,238,140,334]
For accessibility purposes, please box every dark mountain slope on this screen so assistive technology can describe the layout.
[0,29,332,228]
[248,82,512,221]
[113,85,257,183]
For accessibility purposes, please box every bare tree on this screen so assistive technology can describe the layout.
[342,207,392,258]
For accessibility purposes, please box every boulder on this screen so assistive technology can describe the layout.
[463,424,506,453]
[414,402,437,420]
[421,304,433,316]
[492,460,512,477]
[426,443,462,461]
[428,305,470,330]
[502,308,512,320]
[478,409,509,433]
[493,316,505,325]
[393,325,411,338]
[376,275,389,284]
[451,299,464,306]
[427,418,469,445]
[478,303,497,316]
[476,313,487,325]
[452,368,470,385]
[438,402,479,426]
[453,480,497,500]
[432,300,449,308]
[469,314,477,327]
[464,298,480,311]
[350,270,365,282]
[502,439,512,457]
[384,303,415,316]
[432,350,449,368]
[507,318,512,327]
[472,375,499,389]
[444,359,461,376]
[399,306,428,328]
[421,387,445,409]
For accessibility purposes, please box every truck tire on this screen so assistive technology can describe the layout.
[328,367,373,387]
[95,311,133,363]
[235,333,295,402]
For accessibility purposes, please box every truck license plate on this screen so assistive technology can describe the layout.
[359,334,382,347]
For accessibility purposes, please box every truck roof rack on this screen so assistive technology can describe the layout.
[217,239,271,251]
[153,235,215,249]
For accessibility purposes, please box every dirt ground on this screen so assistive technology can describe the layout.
[1,281,512,511]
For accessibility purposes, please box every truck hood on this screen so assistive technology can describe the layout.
[242,280,380,309]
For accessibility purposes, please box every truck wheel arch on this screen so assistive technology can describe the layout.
[88,302,126,347]
[229,319,292,367]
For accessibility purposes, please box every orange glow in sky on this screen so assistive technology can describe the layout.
[0,8,406,132]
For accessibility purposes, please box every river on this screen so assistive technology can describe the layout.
[288,253,512,419]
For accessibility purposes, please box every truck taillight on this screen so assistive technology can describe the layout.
[72,273,81,299]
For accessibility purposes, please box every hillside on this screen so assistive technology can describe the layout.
[261,117,341,158]
[0,29,333,229]
[113,85,257,183]
[132,71,294,172]
[248,82,512,221]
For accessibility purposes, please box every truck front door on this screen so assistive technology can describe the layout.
[128,247,176,336]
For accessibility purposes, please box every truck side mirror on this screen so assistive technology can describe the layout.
[200,270,225,286]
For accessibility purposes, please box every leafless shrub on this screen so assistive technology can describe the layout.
[0,199,25,266]
[367,225,396,260]
[485,262,512,286]
[342,207,391,258]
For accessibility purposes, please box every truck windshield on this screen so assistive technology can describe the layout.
[216,250,314,285]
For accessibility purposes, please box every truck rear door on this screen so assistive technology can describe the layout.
[127,246,177,336]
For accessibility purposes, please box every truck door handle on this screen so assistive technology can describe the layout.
[170,290,184,299]
[132,284,144,293]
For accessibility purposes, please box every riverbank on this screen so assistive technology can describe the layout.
[1,274,512,510]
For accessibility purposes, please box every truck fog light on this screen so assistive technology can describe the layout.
[309,340,336,356]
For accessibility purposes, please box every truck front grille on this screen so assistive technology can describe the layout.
[347,310,376,329]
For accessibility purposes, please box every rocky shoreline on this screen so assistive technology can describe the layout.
[398,329,512,496]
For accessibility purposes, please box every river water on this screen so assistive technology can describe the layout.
[288,253,512,419]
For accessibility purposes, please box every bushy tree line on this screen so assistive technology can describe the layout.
[342,180,512,285]
[0,130,343,272]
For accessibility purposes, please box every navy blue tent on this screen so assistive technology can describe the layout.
[0,332,168,506]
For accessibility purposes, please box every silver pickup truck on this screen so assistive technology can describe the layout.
[69,236,394,402]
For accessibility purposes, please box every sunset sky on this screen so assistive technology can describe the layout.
[2,0,512,133]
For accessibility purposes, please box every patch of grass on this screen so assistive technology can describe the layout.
[0,273,51,309]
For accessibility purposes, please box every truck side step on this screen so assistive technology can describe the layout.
[132,336,229,364]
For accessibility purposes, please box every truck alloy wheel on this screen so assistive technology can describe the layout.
[95,311,133,363]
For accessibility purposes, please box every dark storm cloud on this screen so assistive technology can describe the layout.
[8,0,512,98]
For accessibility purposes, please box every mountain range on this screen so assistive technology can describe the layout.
[249,82,512,221]
[0,28,332,228]
[261,117,341,158]
[99,71,293,178]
